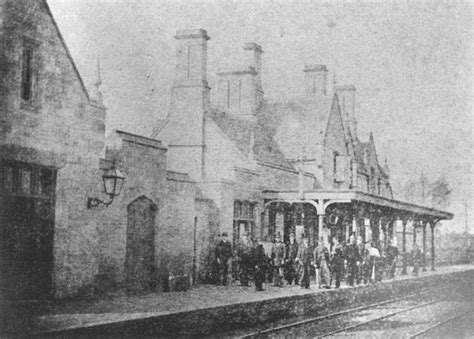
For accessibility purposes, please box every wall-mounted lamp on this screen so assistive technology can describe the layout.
[87,160,125,209]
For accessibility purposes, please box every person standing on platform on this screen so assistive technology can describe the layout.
[215,233,232,286]
[297,235,313,289]
[412,243,422,276]
[345,234,360,287]
[271,232,285,287]
[356,236,366,285]
[367,241,381,283]
[386,238,399,279]
[251,238,267,291]
[330,236,344,288]
[236,232,252,286]
[284,232,299,285]
[314,237,331,289]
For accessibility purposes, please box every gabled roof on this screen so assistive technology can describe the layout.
[208,109,295,170]
[355,141,369,173]
[258,95,335,160]
[42,0,91,102]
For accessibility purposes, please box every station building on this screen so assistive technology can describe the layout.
[0,0,452,300]
[154,28,452,275]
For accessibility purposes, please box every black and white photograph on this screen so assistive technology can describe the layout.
[0,0,472,337]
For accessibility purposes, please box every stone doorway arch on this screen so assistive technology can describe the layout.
[125,195,157,293]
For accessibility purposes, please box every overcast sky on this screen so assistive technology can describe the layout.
[47,0,472,233]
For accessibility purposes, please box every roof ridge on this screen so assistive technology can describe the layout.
[43,0,91,103]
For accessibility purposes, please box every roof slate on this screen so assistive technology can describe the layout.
[208,109,295,170]
[259,95,334,160]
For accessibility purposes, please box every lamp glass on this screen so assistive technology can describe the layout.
[102,167,125,196]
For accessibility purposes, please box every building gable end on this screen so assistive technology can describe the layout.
[40,0,91,102]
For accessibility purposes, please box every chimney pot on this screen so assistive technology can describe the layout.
[304,64,328,73]
[174,28,210,40]
[304,64,328,97]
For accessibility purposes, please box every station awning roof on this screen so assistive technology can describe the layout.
[263,189,453,220]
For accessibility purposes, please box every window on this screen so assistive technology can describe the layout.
[334,154,347,183]
[233,200,256,244]
[0,161,56,199]
[21,45,34,102]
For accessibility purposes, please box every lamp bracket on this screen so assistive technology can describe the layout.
[87,196,114,209]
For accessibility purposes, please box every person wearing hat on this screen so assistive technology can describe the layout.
[330,236,344,288]
[215,232,232,286]
[251,238,267,291]
[271,232,285,287]
[236,232,252,286]
[411,242,422,277]
[345,234,361,287]
[367,241,381,283]
[314,237,331,289]
[284,232,299,285]
[386,237,399,279]
[356,235,367,285]
[296,234,313,289]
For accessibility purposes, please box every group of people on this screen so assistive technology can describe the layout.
[214,231,411,291]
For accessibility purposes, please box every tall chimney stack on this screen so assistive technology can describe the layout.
[215,42,264,120]
[243,42,264,110]
[304,64,328,97]
[167,28,210,180]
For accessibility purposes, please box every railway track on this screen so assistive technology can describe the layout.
[409,312,472,338]
[241,286,451,338]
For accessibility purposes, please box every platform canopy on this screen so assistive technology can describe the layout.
[262,189,453,272]
[263,189,453,220]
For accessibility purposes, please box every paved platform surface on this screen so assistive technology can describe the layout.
[5,264,474,335]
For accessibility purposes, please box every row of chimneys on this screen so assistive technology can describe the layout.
[171,29,357,137]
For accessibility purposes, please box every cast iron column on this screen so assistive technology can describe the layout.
[401,218,408,275]
[422,220,427,272]
[413,221,417,247]
[318,214,324,244]
[352,215,357,237]
[431,221,436,271]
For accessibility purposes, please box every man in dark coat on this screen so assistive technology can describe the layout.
[284,232,299,285]
[386,238,399,279]
[330,236,344,288]
[215,233,232,286]
[251,238,267,291]
[271,232,285,287]
[297,235,313,289]
[345,234,360,287]
[236,232,252,286]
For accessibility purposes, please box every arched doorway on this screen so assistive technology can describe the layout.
[125,196,157,293]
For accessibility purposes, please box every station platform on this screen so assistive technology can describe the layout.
[4,264,474,336]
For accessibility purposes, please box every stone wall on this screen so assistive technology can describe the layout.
[158,171,196,283]
[195,197,220,283]
[98,132,197,294]
[0,0,107,298]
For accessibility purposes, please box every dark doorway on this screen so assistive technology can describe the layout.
[125,196,157,293]
[0,161,56,300]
